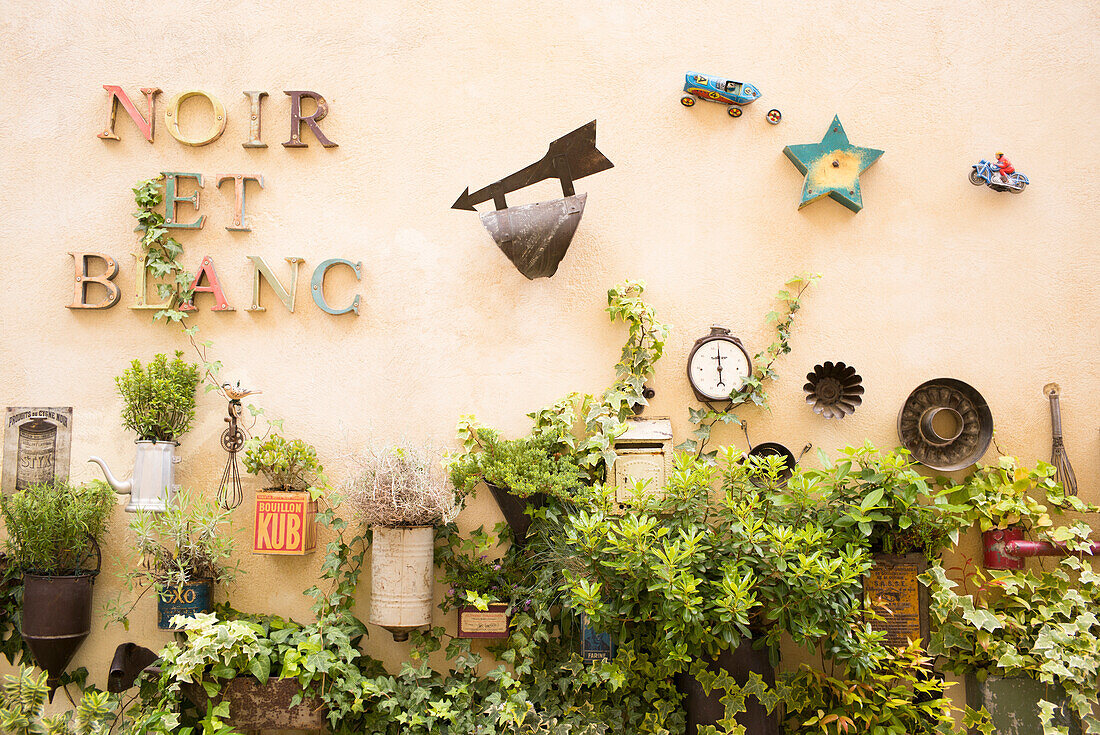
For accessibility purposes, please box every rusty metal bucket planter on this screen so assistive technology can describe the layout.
[22,571,97,696]
[676,639,779,735]
[224,676,327,732]
[965,675,1081,735]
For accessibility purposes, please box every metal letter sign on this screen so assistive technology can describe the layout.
[311,259,361,315]
[3,408,73,494]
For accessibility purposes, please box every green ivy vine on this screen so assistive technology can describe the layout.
[133,175,195,323]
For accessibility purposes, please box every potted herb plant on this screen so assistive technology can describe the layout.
[0,480,114,695]
[808,442,964,648]
[437,524,517,639]
[925,458,1099,735]
[107,489,238,631]
[448,421,584,545]
[243,431,322,555]
[345,444,457,641]
[90,351,199,512]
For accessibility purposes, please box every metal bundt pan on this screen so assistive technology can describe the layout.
[897,378,993,471]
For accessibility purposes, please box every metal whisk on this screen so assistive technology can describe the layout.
[217,383,261,510]
[1044,383,1078,497]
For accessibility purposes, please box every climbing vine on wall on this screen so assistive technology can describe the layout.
[133,175,195,324]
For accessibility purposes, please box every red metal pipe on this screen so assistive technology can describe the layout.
[1004,539,1100,558]
[983,529,1100,570]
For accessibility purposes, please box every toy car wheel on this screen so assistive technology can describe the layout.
[680,96,696,107]
[728,106,743,118]
[766,109,782,125]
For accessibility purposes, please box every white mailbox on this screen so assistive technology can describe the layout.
[612,417,674,509]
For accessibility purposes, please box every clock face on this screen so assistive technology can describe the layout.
[689,337,751,400]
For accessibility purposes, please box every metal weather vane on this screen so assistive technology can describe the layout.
[452,120,614,279]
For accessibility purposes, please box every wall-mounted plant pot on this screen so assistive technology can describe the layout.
[22,571,97,697]
[485,483,545,546]
[863,553,929,648]
[224,676,327,732]
[253,490,317,555]
[457,604,510,638]
[966,675,1081,735]
[157,578,213,631]
[370,525,434,641]
[676,638,779,735]
[89,440,179,512]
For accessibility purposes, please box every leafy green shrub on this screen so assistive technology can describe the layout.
[937,456,1072,532]
[436,524,519,612]
[806,443,963,558]
[1,481,114,575]
[242,431,322,491]
[115,351,199,441]
[449,425,585,501]
[107,489,239,629]
[0,666,118,735]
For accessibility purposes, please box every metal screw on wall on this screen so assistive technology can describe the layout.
[1044,383,1078,497]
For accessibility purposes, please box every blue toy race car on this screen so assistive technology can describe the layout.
[680,72,781,124]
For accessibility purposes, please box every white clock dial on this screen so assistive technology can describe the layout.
[689,338,751,400]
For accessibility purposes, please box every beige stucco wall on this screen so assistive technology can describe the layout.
[1,0,1097,719]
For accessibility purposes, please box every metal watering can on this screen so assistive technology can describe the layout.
[88,440,179,512]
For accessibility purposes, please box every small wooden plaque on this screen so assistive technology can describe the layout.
[458,604,509,638]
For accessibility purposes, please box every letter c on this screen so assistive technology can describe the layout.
[311,259,361,316]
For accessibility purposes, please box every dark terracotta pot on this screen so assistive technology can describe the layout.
[676,639,779,735]
[22,572,96,696]
[485,483,545,545]
[966,675,1081,735]
[224,676,327,731]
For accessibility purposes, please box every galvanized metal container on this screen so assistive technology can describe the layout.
[22,572,96,696]
[369,525,434,641]
[224,676,327,731]
[157,578,213,630]
[89,440,179,512]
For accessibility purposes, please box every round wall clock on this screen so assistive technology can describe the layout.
[687,326,753,402]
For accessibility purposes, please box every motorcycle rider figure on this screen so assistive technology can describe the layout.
[993,152,1015,185]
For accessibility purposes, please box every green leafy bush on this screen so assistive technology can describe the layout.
[937,456,1070,532]
[115,351,200,441]
[449,426,585,501]
[436,524,519,612]
[0,666,118,735]
[242,431,322,491]
[1,481,114,576]
[806,443,963,558]
[107,489,239,629]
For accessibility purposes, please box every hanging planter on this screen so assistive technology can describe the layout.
[156,578,212,631]
[252,490,318,555]
[485,483,545,546]
[89,440,180,512]
[22,568,97,697]
[676,639,779,735]
[863,553,929,649]
[369,525,435,641]
[224,677,327,731]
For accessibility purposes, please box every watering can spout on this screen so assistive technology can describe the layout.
[87,456,132,495]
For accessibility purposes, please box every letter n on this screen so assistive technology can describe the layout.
[97,85,160,142]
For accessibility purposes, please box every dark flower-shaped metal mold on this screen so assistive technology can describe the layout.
[804,362,864,419]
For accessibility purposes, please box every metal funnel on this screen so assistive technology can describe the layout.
[22,573,96,699]
[480,194,585,279]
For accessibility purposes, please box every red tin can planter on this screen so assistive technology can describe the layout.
[253,491,317,555]
[224,676,327,732]
[157,578,213,630]
[457,604,510,639]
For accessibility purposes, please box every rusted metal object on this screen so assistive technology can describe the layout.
[107,643,158,693]
[897,378,993,471]
[1044,383,1078,496]
[66,252,120,309]
[747,442,797,485]
[163,90,227,146]
[22,542,100,699]
[983,528,1100,570]
[224,676,327,732]
[370,525,434,641]
[480,194,585,279]
[453,121,613,279]
[216,174,263,231]
[864,553,929,648]
[676,639,779,735]
[241,91,268,148]
[97,85,160,142]
[282,91,337,148]
[803,361,863,419]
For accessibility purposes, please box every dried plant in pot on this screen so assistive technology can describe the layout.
[90,352,199,513]
[0,480,114,696]
[106,489,238,631]
[344,444,457,641]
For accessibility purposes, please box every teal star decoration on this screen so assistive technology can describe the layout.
[783,115,883,213]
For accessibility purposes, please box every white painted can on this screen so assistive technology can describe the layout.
[369,525,434,641]
[88,440,179,513]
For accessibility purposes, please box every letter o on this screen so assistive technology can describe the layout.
[164,90,227,146]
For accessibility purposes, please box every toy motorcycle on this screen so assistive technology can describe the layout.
[970,159,1028,193]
